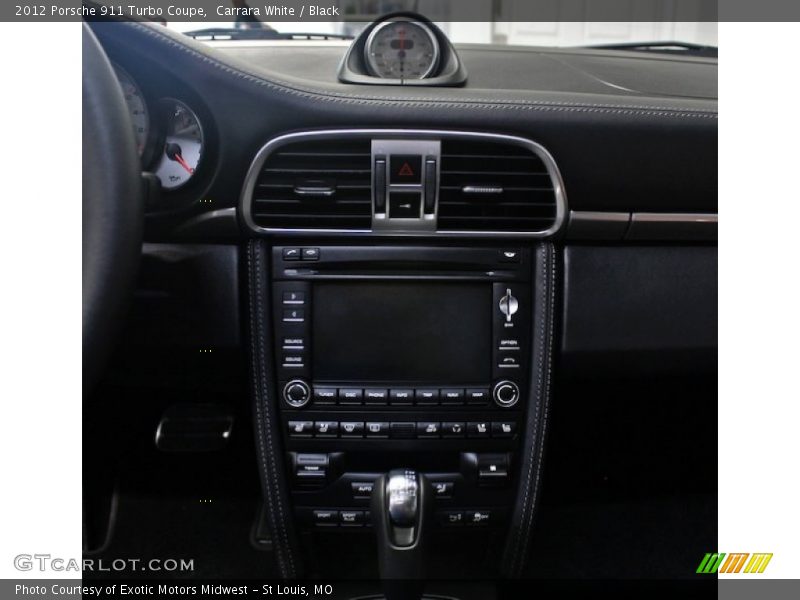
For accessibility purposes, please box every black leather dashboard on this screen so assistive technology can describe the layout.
[92,20,717,242]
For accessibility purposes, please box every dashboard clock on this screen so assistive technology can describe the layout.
[364,17,440,80]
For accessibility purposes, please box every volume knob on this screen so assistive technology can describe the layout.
[283,380,311,408]
[493,380,520,408]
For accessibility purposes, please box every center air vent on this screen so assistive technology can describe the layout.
[249,138,372,230]
[438,139,560,233]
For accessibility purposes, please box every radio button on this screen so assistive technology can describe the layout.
[302,248,320,261]
[415,389,439,405]
[287,420,314,438]
[282,291,305,305]
[467,422,491,438]
[499,249,521,263]
[313,387,337,405]
[466,388,491,405]
[491,421,518,438]
[430,481,454,498]
[338,388,364,405]
[365,422,390,438]
[313,510,338,526]
[314,421,339,438]
[364,388,389,405]
[440,389,465,405]
[416,422,441,438]
[466,510,493,526]
[389,389,414,406]
[498,338,520,351]
[282,247,302,261]
[390,422,416,439]
[282,308,305,323]
[439,511,464,526]
[352,482,375,499]
[442,422,466,438]
[282,337,305,350]
[497,355,521,369]
[340,510,365,526]
[282,353,305,368]
[340,422,365,438]
[295,454,328,486]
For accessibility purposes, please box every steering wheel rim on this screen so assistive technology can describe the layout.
[82,24,143,391]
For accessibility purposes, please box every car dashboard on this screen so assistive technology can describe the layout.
[84,19,717,587]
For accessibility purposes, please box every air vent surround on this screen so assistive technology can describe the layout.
[241,130,566,237]
[438,138,560,233]
[245,137,372,231]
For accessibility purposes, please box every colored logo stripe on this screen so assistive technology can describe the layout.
[744,553,773,574]
[697,553,726,573]
[720,553,749,573]
[697,552,773,574]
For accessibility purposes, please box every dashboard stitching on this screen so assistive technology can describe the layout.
[510,243,548,573]
[518,243,555,575]
[255,243,297,577]
[248,242,288,577]
[125,22,718,119]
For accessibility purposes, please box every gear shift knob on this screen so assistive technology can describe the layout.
[387,469,419,531]
[371,469,432,599]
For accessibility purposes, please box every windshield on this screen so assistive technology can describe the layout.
[168,20,717,49]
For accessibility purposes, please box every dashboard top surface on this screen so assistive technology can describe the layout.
[214,41,717,101]
[92,21,718,242]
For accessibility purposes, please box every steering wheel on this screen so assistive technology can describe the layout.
[82,24,143,391]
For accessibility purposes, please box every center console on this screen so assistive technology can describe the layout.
[270,245,532,535]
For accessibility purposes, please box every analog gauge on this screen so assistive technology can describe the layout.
[112,64,150,158]
[364,18,440,80]
[153,99,203,190]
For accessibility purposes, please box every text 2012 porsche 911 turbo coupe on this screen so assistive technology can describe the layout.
[82,9,717,599]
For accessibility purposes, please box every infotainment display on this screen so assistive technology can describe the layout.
[313,282,491,383]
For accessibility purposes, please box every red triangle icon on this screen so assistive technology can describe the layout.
[398,162,415,177]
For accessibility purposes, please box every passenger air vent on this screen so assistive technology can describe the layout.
[438,139,560,233]
[249,138,372,230]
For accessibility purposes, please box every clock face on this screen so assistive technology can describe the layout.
[365,19,440,80]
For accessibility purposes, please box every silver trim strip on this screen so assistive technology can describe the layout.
[630,212,718,225]
[569,210,630,225]
[240,129,568,239]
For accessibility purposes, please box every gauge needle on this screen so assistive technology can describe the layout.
[165,142,194,174]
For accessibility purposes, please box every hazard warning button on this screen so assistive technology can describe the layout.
[390,155,422,184]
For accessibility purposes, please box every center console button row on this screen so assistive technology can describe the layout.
[308,386,492,407]
[282,247,320,261]
[438,510,494,527]
[287,420,517,439]
[311,509,371,528]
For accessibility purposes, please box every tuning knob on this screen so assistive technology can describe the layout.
[498,288,519,323]
[493,380,520,408]
[283,380,311,408]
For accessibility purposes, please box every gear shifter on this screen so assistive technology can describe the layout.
[371,469,432,599]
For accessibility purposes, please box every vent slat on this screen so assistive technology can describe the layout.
[251,138,373,229]
[437,139,558,233]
